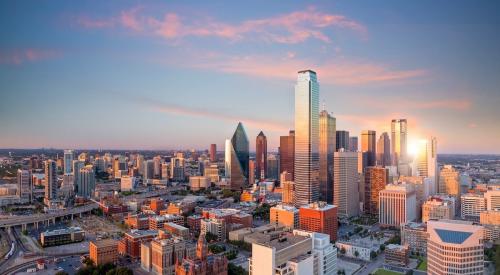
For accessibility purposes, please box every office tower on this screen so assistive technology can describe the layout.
[438,165,459,197]
[414,137,438,194]
[282,180,295,205]
[349,136,358,152]
[391,119,407,166]
[161,163,169,180]
[364,167,389,215]
[72,160,84,188]
[256,131,267,180]
[335,130,349,151]
[144,160,155,180]
[299,202,338,241]
[361,130,376,167]
[422,197,455,223]
[401,222,428,255]
[270,204,299,229]
[279,130,295,179]
[427,220,484,275]
[379,184,416,227]
[63,149,74,174]
[44,159,57,201]
[248,159,255,185]
[461,193,486,221]
[333,151,359,217]
[76,165,95,198]
[136,154,145,175]
[293,230,338,275]
[225,122,249,190]
[485,190,500,210]
[376,132,391,167]
[267,155,279,180]
[200,218,226,242]
[319,110,336,204]
[17,169,32,202]
[121,175,136,192]
[294,70,320,206]
[209,144,217,162]
[153,156,162,179]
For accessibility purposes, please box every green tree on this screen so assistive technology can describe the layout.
[370,251,377,260]
[228,263,248,275]
[205,232,219,242]
[354,250,359,258]
[380,244,386,251]
[55,272,68,275]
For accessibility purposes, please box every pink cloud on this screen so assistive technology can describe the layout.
[76,6,366,44]
[0,49,60,65]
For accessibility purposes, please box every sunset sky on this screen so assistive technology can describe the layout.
[1,1,499,153]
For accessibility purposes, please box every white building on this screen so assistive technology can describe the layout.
[294,230,337,275]
[200,218,226,242]
[379,184,416,227]
[336,239,378,261]
[461,193,486,221]
[121,176,136,192]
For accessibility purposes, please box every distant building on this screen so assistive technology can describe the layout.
[485,190,500,210]
[279,130,295,179]
[427,220,484,275]
[361,130,376,167]
[44,160,57,201]
[175,234,228,275]
[461,193,486,221]
[76,165,95,198]
[63,149,75,174]
[336,130,349,152]
[267,155,279,180]
[210,144,217,162]
[376,132,391,167]
[256,131,267,180]
[281,180,295,205]
[401,222,428,255]
[17,169,32,202]
[391,119,407,166]
[439,165,459,197]
[40,227,85,247]
[189,176,210,191]
[225,122,249,190]
[334,151,359,218]
[89,239,118,266]
[422,196,455,223]
[349,136,358,152]
[120,175,136,192]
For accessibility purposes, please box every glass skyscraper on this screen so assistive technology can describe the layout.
[225,122,249,190]
[294,70,319,206]
[391,119,408,165]
[319,109,336,204]
[255,131,267,180]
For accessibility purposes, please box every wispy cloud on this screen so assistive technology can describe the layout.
[0,48,60,65]
[138,98,290,132]
[359,97,471,111]
[76,6,366,44]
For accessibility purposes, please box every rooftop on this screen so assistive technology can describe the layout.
[260,234,310,251]
[42,227,84,237]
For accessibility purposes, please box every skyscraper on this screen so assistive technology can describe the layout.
[256,131,267,180]
[225,122,249,190]
[279,130,295,180]
[17,169,32,202]
[364,167,389,215]
[209,144,217,162]
[349,136,358,152]
[319,110,336,204]
[335,130,349,152]
[333,151,359,217]
[379,184,416,227]
[391,119,407,166]
[248,159,255,185]
[439,165,459,197]
[361,130,376,167]
[44,159,57,201]
[414,137,438,194]
[63,149,75,174]
[376,132,391,167]
[294,70,319,206]
[76,165,96,198]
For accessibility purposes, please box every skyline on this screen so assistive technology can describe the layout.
[1,1,500,153]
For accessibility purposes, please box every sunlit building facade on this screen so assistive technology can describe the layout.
[376,132,391,167]
[391,119,407,166]
[319,109,336,204]
[364,166,389,215]
[333,151,359,217]
[361,130,376,167]
[225,122,249,190]
[279,130,295,180]
[256,131,267,180]
[294,70,319,206]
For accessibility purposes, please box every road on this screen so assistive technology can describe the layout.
[351,253,385,275]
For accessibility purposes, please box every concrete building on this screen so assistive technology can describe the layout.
[294,230,337,275]
[281,180,295,205]
[118,229,158,259]
[361,130,376,167]
[427,220,484,275]
[414,138,438,194]
[203,164,220,183]
[210,144,217,162]
[376,132,391,167]
[200,218,226,241]
[270,204,299,229]
[349,136,358,152]
[379,184,416,227]
[17,169,32,202]
[89,239,118,266]
[461,193,486,221]
[120,175,136,192]
[391,119,407,167]
[480,210,500,225]
[299,202,338,242]
[333,151,359,218]
[401,222,428,255]
[485,190,500,210]
[385,244,409,266]
[336,239,379,261]
[76,165,95,198]
[40,227,85,247]
[189,176,210,191]
[439,165,459,197]
[364,166,388,215]
[422,196,455,223]
[150,237,188,275]
[63,149,75,174]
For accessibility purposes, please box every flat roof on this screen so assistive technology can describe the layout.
[259,235,309,251]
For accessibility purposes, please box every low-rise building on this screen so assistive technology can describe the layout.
[89,239,118,266]
[149,214,184,230]
[461,193,486,221]
[385,244,409,266]
[164,222,189,239]
[40,227,85,247]
[401,222,428,255]
[270,204,299,229]
[336,239,379,261]
[422,196,455,223]
[118,229,158,259]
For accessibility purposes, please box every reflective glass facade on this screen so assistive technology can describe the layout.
[225,122,249,190]
[319,110,336,204]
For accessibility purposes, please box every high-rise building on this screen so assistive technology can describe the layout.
[17,169,32,202]
[361,130,376,167]
[267,155,279,180]
[391,119,407,166]
[144,160,155,180]
[151,237,188,275]
[319,110,336,204]
[333,151,359,217]
[44,160,57,201]
[256,131,267,180]
[299,202,338,242]
[248,159,255,185]
[76,165,95,198]
[364,166,388,215]
[72,160,84,188]
[376,132,391,167]
[153,156,162,179]
[414,138,438,194]
[63,149,74,174]
[461,193,486,221]
[225,122,249,190]
[294,70,319,206]
[209,144,217,162]
[293,230,338,275]
[335,130,349,152]
[379,184,416,227]
[427,220,484,275]
[438,165,459,197]
[279,130,295,179]
[349,136,358,152]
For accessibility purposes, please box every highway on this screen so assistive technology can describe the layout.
[0,203,98,228]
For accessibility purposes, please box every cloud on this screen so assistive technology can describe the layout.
[166,51,425,86]
[76,6,366,44]
[0,49,60,65]
[359,97,471,111]
[138,98,290,133]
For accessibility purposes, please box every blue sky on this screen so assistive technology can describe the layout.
[0,0,499,153]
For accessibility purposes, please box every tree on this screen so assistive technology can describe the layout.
[354,250,359,258]
[205,232,218,242]
[380,244,385,251]
[370,251,377,260]
[495,245,500,275]
[82,257,94,266]
[55,272,68,275]
[340,247,346,254]
[228,262,248,275]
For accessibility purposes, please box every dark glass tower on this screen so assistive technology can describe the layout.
[225,122,249,190]
[255,131,267,180]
